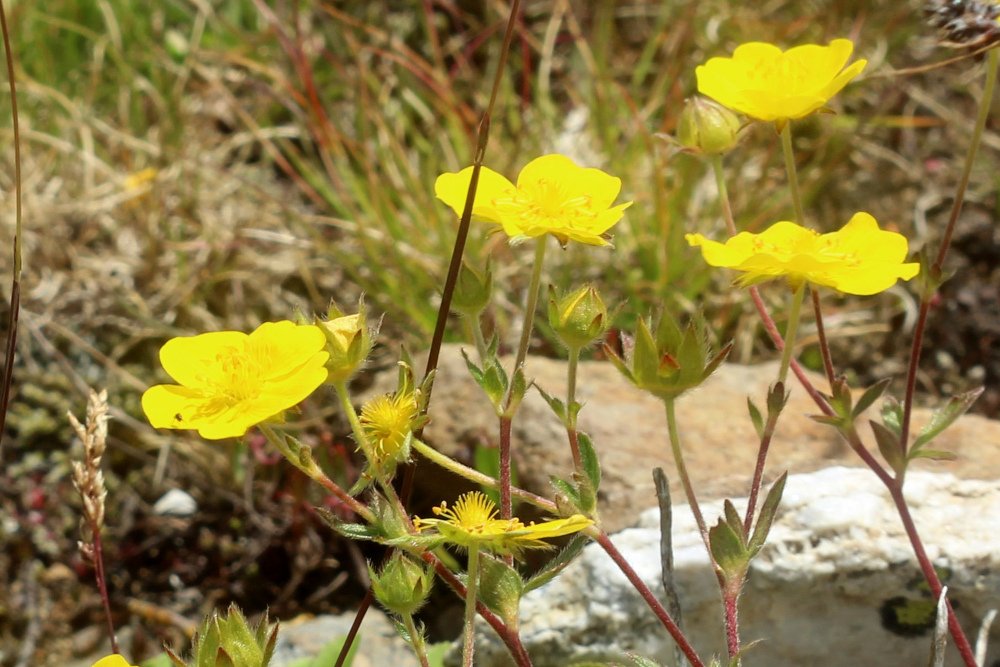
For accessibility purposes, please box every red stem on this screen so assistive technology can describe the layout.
[723,589,740,659]
[91,528,119,654]
[888,483,977,667]
[742,408,780,535]
[422,552,533,666]
[499,416,513,520]
[810,288,836,388]
[594,531,705,667]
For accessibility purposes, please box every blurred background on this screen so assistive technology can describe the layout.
[0,0,997,663]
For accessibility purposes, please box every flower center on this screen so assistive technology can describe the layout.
[494,178,595,229]
[204,342,267,402]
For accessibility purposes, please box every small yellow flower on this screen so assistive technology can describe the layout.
[434,154,632,246]
[142,321,329,440]
[696,39,867,122]
[686,212,919,295]
[91,657,137,667]
[359,391,419,466]
[414,491,592,556]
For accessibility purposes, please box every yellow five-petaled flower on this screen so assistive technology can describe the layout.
[686,212,919,295]
[696,39,867,122]
[414,491,592,557]
[435,154,632,247]
[91,657,137,667]
[142,321,329,440]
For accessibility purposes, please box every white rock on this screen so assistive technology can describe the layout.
[471,467,1000,666]
[152,489,197,517]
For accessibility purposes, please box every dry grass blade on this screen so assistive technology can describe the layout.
[0,0,22,455]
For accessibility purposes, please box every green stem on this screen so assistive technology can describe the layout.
[710,155,737,235]
[334,381,367,449]
[664,398,710,551]
[402,612,431,667]
[513,237,548,372]
[464,314,489,363]
[462,546,482,667]
[411,439,556,512]
[777,282,806,386]
[779,121,805,225]
[565,346,582,470]
[259,424,376,524]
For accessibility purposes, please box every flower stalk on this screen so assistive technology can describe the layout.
[461,545,482,667]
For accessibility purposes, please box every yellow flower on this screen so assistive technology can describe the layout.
[91,657,137,667]
[359,391,419,466]
[414,491,592,556]
[142,321,329,440]
[686,212,919,295]
[696,39,867,122]
[434,154,632,246]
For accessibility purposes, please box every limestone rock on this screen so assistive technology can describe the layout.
[379,344,1000,532]
[270,608,412,667]
[471,467,1000,667]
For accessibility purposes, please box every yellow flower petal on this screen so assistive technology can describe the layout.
[92,656,137,667]
[434,166,515,223]
[435,154,631,246]
[142,321,329,440]
[687,213,919,295]
[696,39,866,122]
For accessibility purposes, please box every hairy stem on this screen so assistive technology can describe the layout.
[461,546,482,667]
[779,121,805,225]
[565,346,582,469]
[664,398,710,552]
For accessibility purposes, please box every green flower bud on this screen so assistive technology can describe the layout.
[318,299,374,384]
[369,553,434,616]
[677,96,742,155]
[452,259,493,317]
[547,284,608,351]
[166,604,278,667]
[605,312,732,400]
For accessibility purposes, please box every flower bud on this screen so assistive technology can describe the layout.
[452,259,493,317]
[318,300,374,384]
[547,284,608,351]
[605,312,732,400]
[369,552,434,616]
[677,96,741,155]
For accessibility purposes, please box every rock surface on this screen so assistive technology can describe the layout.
[384,344,1000,532]
[270,608,412,667]
[470,467,1000,667]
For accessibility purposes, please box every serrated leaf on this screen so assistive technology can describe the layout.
[723,500,745,546]
[748,471,787,556]
[871,420,906,475]
[747,398,764,440]
[913,388,984,449]
[908,448,958,462]
[533,382,567,423]
[478,554,524,625]
[524,534,588,592]
[882,396,903,437]
[709,517,748,580]
[549,476,580,507]
[577,431,601,492]
[853,378,892,420]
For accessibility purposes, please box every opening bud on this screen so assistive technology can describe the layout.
[677,96,742,155]
[548,284,609,352]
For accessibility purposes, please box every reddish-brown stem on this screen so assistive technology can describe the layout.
[748,288,832,414]
[90,526,119,654]
[499,416,513,520]
[810,288,836,388]
[565,427,582,470]
[421,551,533,666]
[723,588,740,659]
[888,482,977,667]
[743,407,781,535]
[594,531,706,667]
[898,299,930,460]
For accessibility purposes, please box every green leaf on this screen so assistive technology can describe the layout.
[533,382,567,423]
[286,635,358,667]
[549,476,580,508]
[748,471,787,556]
[524,534,588,592]
[473,444,502,506]
[577,431,601,492]
[881,396,904,437]
[871,420,906,475]
[477,554,524,625]
[766,381,788,418]
[627,655,668,667]
[140,655,175,667]
[747,398,764,440]
[315,510,383,542]
[426,642,450,667]
[709,517,748,580]
[908,448,958,462]
[723,500,745,545]
[913,388,984,449]
[505,366,528,416]
[852,378,892,420]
